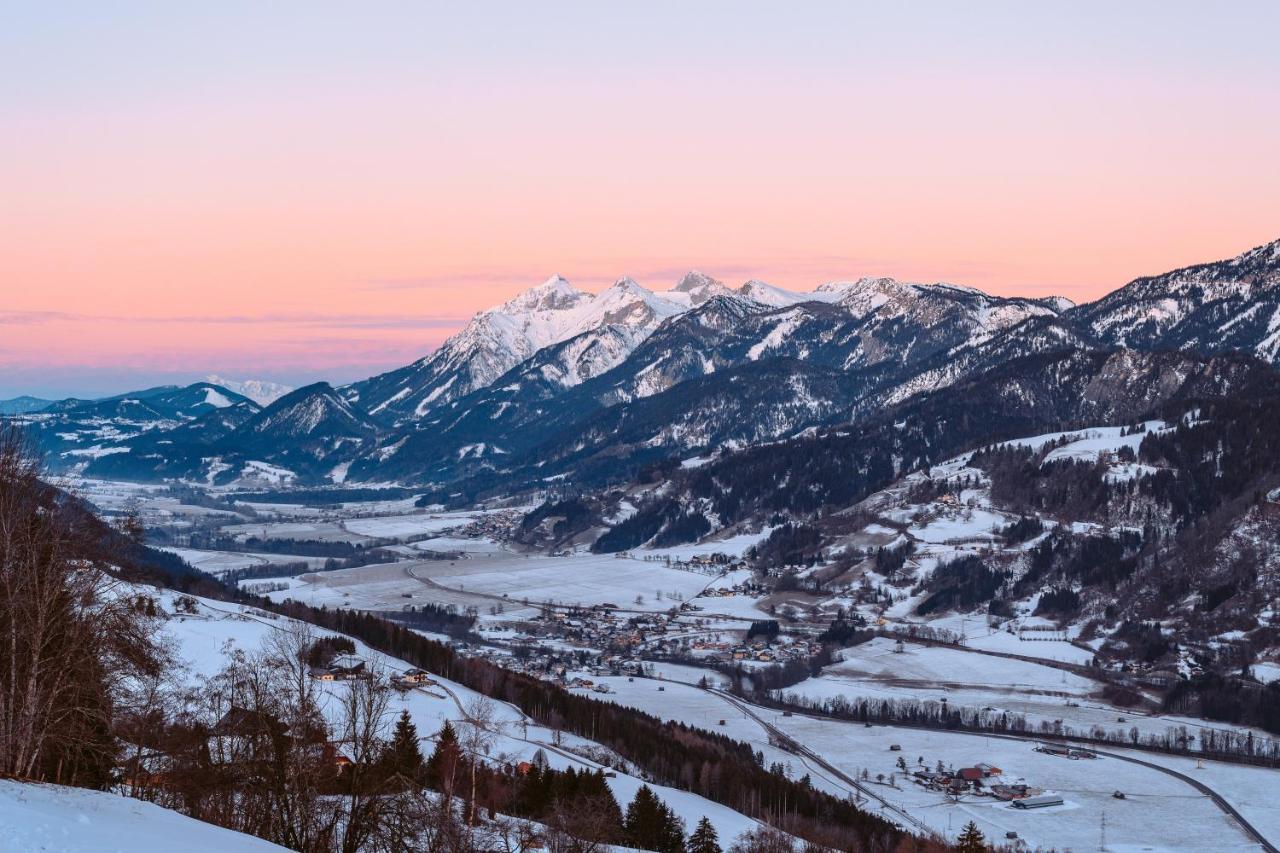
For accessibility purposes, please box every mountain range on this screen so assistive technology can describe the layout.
[10,237,1280,493]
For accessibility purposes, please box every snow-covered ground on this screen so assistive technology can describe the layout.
[263,552,717,615]
[767,711,1262,852]
[919,616,1095,665]
[0,779,287,852]
[219,519,368,543]
[821,637,1095,693]
[342,509,504,539]
[158,546,329,577]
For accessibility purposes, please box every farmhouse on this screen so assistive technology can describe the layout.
[316,654,367,681]
[991,783,1040,801]
[392,668,436,688]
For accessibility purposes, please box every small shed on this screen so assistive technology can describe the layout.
[1012,794,1064,809]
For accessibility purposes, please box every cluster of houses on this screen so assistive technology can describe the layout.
[698,578,767,598]
[307,654,440,694]
[903,758,1066,807]
[715,637,822,665]
[526,605,822,667]
[533,606,669,650]
[566,676,612,694]
[451,509,525,541]
[909,761,1005,795]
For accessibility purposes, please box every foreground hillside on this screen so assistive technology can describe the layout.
[0,780,287,853]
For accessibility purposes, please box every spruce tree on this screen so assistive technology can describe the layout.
[387,709,423,778]
[625,786,686,853]
[425,720,461,796]
[625,785,662,847]
[688,816,721,853]
[955,820,987,853]
[657,804,686,853]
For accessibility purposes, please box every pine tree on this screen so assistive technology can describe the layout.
[625,785,684,853]
[955,820,987,852]
[425,720,461,797]
[625,785,663,847]
[658,804,686,853]
[386,709,423,778]
[688,816,721,853]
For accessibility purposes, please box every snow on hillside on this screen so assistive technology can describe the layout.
[0,779,287,852]
[146,585,764,843]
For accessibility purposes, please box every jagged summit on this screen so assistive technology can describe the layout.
[497,274,587,313]
[672,269,716,290]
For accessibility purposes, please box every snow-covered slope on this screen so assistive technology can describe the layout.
[348,274,713,423]
[1073,237,1280,362]
[0,779,287,853]
[734,279,827,307]
[142,585,766,846]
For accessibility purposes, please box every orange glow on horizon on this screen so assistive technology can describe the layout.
[3,4,1279,396]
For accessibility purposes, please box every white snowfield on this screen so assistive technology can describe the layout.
[158,546,329,576]
[0,779,288,852]
[263,551,718,615]
[824,637,1096,694]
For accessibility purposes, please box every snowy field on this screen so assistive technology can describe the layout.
[251,552,718,615]
[159,546,330,576]
[821,638,1096,695]
[0,779,287,852]
[219,519,369,543]
[779,638,1276,754]
[766,711,1266,852]
[578,674,848,801]
[413,536,507,554]
[919,616,1096,665]
[642,528,774,560]
[342,509,500,539]
[409,553,715,610]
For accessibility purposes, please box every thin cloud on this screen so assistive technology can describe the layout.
[0,310,82,325]
[0,310,471,330]
[358,271,552,292]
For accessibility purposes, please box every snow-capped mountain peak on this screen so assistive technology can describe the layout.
[736,279,822,307]
[203,375,294,406]
[497,274,587,313]
[662,270,732,306]
[816,276,921,317]
[347,267,1069,426]
[672,270,720,292]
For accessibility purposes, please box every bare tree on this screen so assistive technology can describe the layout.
[457,695,501,826]
[335,666,393,853]
[0,423,162,785]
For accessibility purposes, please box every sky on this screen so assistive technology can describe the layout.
[3,2,1279,399]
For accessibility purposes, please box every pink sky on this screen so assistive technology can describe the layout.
[3,4,1279,397]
